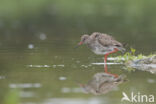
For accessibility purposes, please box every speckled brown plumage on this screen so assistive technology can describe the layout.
[78,32,126,77]
[80,32,125,55]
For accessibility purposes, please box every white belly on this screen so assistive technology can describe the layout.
[92,47,109,55]
[87,41,115,55]
[91,45,114,55]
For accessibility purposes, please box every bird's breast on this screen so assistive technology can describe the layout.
[87,42,114,55]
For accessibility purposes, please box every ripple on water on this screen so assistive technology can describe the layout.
[0,76,5,79]
[27,64,65,68]
[43,98,103,104]
[20,91,35,98]
[92,62,123,65]
[59,76,67,81]
[9,83,42,88]
[61,87,83,93]
[81,65,88,68]
[147,78,155,84]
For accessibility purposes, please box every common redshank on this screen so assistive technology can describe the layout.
[76,32,125,77]
[80,72,126,95]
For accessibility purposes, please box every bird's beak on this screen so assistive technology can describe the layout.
[75,41,83,48]
[78,83,85,87]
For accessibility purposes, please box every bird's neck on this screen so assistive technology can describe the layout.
[86,37,95,44]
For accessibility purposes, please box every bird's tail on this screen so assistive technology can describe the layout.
[117,47,126,53]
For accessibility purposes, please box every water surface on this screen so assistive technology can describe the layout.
[0,0,156,104]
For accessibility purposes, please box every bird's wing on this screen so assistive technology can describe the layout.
[97,34,123,47]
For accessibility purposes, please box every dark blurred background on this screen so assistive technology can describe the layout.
[0,0,156,53]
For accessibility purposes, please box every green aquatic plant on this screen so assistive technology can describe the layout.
[115,48,155,62]
[130,47,136,55]
[112,48,156,72]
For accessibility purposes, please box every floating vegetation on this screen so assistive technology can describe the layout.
[91,48,156,73]
[116,48,147,62]
[114,48,156,73]
[87,48,156,73]
[125,55,156,74]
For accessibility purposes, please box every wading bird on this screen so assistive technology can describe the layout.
[76,32,125,77]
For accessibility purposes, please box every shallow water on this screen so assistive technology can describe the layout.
[0,36,155,104]
[0,0,156,104]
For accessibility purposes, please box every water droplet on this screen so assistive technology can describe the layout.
[39,33,47,40]
[147,78,155,83]
[59,76,66,80]
[28,44,34,49]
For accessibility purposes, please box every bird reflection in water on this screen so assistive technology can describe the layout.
[79,72,127,95]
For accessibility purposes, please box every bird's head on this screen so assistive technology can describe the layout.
[80,34,89,44]
[75,34,89,48]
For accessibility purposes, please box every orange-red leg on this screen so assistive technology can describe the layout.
[104,48,119,78]
[104,54,108,72]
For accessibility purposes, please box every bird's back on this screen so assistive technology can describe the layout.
[90,32,125,53]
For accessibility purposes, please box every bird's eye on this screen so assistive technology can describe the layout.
[95,34,99,38]
[83,38,86,41]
